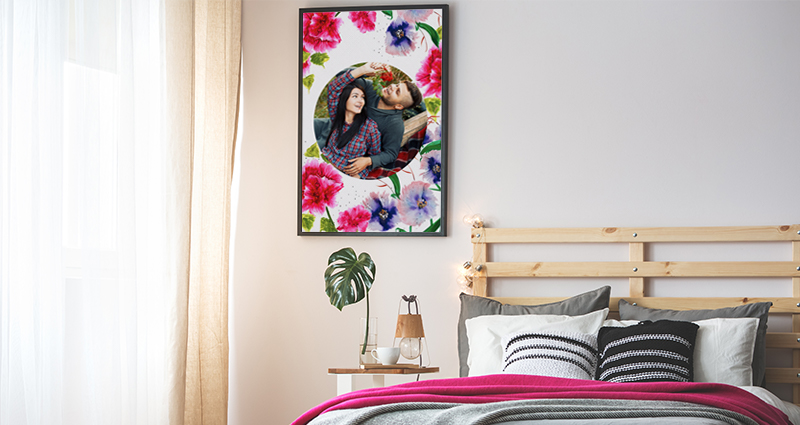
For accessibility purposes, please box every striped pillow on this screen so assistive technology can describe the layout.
[596,320,699,383]
[501,331,598,380]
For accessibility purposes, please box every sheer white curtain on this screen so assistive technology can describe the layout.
[1,1,188,424]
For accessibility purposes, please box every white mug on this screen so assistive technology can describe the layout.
[371,347,400,365]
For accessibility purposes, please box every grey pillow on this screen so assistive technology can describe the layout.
[457,286,611,377]
[618,299,772,386]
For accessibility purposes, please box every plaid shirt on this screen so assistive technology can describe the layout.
[321,71,381,179]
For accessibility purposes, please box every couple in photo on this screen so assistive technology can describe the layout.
[315,62,423,179]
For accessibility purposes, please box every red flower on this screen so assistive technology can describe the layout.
[303,12,342,52]
[380,72,394,82]
[348,11,376,33]
[415,46,442,98]
[336,206,371,232]
[302,160,344,215]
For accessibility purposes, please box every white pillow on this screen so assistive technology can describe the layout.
[603,317,759,386]
[465,308,608,376]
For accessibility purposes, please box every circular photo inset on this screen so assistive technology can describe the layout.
[312,62,428,180]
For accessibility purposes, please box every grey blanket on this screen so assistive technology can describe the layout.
[307,398,760,425]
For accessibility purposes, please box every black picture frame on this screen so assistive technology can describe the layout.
[298,5,448,236]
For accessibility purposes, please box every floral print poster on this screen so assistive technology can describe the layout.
[298,6,448,236]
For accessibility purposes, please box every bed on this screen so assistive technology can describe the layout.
[295,224,800,425]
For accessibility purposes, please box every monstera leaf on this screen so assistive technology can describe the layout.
[325,247,376,354]
[324,248,375,311]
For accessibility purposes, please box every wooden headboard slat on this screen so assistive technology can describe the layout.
[483,261,800,278]
[767,333,800,349]
[473,225,800,243]
[766,368,800,384]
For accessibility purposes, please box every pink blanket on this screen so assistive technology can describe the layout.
[293,374,790,425]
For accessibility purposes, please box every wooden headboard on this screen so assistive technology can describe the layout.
[468,224,800,402]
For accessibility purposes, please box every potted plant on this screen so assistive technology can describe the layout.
[324,247,376,356]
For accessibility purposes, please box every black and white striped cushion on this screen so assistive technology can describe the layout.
[596,320,699,383]
[501,331,598,380]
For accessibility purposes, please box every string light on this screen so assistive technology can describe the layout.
[458,214,486,292]
[462,214,485,228]
[457,261,483,291]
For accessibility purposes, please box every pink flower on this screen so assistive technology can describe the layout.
[397,181,438,227]
[416,46,442,97]
[348,11,376,33]
[303,12,342,53]
[337,206,371,232]
[302,46,310,76]
[302,160,344,215]
[396,9,434,23]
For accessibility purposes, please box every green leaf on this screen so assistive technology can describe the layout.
[303,74,315,92]
[424,218,441,232]
[424,97,441,116]
[324,248,376,311]
[388,173,402,198]
[396,228,407,232]
[310,52,329,68]
[372,78,383,97]
[416,22,440,47]
[320,217,337,232]
[304,143,320,158]
[303,50,310,63]
[382,11,393,19]
[437,26,442,41]
[420,140,441,155]
[301,214,315,231]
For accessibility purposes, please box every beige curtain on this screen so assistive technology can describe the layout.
[166,1,242,424]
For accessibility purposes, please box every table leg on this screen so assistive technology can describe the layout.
[337,374,355,395]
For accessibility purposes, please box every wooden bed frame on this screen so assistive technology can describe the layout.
[468,224,800,402]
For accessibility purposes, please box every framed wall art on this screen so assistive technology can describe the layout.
[298,5,448,236]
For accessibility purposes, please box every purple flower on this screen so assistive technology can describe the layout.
[420,150,441,185]
[362,192,399,231]
[396,9,434,23]
[423,125,440,146]
[397,181,438,227]
[385,19,418,56]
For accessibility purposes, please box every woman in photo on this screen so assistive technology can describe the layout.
[319,70,381,179]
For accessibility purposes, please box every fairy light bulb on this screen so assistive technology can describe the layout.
[462,214,484,228]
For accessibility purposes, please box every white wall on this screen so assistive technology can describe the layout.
[232,1,800,423]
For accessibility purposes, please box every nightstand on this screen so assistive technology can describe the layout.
[328,365,439,395]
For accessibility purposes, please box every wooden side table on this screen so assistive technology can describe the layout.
[328,366,439,395]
